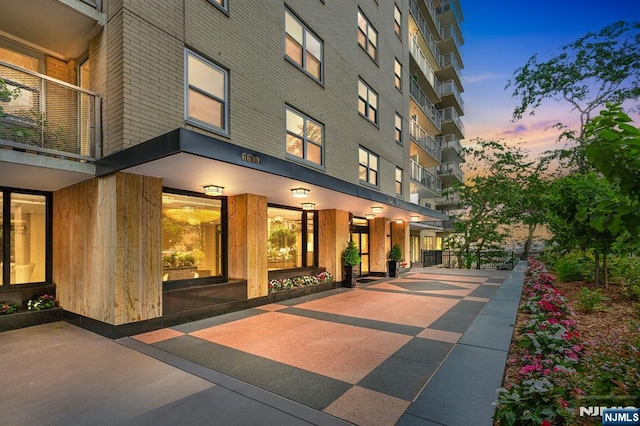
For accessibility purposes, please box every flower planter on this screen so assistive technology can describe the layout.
[0,307,63,332]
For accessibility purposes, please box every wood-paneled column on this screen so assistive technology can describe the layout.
[227,194,268,298]
[317,209,350,282]
[369,217,388,275]
[391,221,410,263]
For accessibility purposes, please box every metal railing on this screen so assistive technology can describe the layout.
[409,117,442,162]
[409,0,441,61]
[437,134,463,154]
[440,52,463,79]
[410,160,442,194]
[433,192,461,206]
[438,161,465,182]
[440,24,463,57]
[440,106,465,137]
[440,79,464,112]
[0,61,101,161]
[410,35,441,97]
[438,0,464,26]
[410,78,442,131]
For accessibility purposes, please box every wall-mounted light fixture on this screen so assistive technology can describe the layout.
[395,219,404,224]
[410,216,420,222]
[291,188,310,198]
[203,185,224,196]
[301,202,315,210]
[371,206,383,214]
[365,214,376,220]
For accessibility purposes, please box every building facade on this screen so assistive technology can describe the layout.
[0,0,463,335]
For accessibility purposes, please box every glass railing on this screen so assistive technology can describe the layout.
[438,0,463,27]
[409,0,441,61]
[437,134,463,154]
[409,117,442,162]
[410,35,441,97]
[0,61,101,160]
[410,79,442,131]
[440,80,464,112]
[440,25,463,57]
[440,106,465,137]
[411,160,442,194]
[434,192,461,206]
[438,161,464,182]
[440,52,463,78]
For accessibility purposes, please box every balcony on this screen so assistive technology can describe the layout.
[0,61,101,161]
[409,118,441,165]
[433,191,461,209]
[440,106,465,139]
[438,134,464,162]
[408,0,441,62]
[410,78,442,133]
[438,0,464,29]
[409,35,441,100]
[440,80,464,115]
[439,25,464,60]
[437,52,463,90]
[0,0,104,60]
[410,160,442,197]
[437,161,464,184]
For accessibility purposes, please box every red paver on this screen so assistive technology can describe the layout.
[131,328,184,344]
[324,386,410,426]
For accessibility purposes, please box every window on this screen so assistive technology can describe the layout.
[358,79,378,125]
[285,9,323,81]
[395,113,403,144]
[268,207,316,270]
[0,189,50,286]
[394,59,402,91]
[396,167,403,195]
[207,0,227,12]
[359,147,378,186]
[186,50,228,134]
[394,5,402,38]
[357,10,377,61]
[286,107,324,166]
[162,192,224,282]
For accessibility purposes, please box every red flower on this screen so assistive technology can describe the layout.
[541,420,552,426]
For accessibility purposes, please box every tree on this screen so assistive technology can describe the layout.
[507,21,640,170]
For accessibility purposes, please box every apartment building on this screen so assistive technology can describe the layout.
[0,0,462,335]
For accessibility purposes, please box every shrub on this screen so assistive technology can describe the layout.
[609,255,640,300]
[553,252,592,282]
[576,287,609,313]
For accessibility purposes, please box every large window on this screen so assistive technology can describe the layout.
[396,167,403,195]
[357,10,377,61]
[394,59,402,91]
[286,107,324,167]
[285,9,323,81]
[0,189,49,286]
[359,147,379,186]
[268,206,316,271]
[358,79,378,125]
[185,50,229,134]
[394,5,402,38]
[162,192,224,282]
[395,113,403,144]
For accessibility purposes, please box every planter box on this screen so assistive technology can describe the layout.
[0,307,63,332]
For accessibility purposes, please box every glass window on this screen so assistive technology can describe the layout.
[162,192,223,282]
[394,59,402,91]
[359,147,379,186]
[268,207,316,271]
[357,10,377,61]
[358,79,378,125]
[0,191,48,286]
[186,50,228,134]
[286,107,324,166]
[208,0,227,12]
[396,167,403,195]
[395,113,403,144]
[394,5,402,38]
[285,9,323,81]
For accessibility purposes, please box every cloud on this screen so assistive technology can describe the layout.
[464,72,510,83]
[501,124,527,135]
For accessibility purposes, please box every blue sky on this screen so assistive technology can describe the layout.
[462,1,640,157]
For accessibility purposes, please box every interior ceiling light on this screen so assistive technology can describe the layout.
[291,188,310,198]
[203,185,224,196]
[365,214,376,220]
[371,206,383,213]
[301,202,315,210]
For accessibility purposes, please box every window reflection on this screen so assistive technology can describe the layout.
[9,193,46,284]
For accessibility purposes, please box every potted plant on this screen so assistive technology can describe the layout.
[341,240,361,288]
[388,244,402,278]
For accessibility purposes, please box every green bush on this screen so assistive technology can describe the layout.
[576,287,609,313]
[553,252,592,282]
[609,255,640,301]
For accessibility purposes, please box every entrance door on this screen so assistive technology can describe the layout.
[351,217,369,276]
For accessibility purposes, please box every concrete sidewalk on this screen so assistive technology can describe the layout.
[0,265,524,425]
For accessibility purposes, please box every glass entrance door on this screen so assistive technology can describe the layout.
[351,217,369,276]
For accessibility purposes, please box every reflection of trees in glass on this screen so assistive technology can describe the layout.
[268,224,298,261]
[162,217,184,250]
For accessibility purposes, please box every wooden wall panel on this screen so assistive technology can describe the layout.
[391,221,410,263]
[227,194,267,298]
[318,209,350,282]
[369,217,388,275]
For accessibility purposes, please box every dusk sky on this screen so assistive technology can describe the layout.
[461,1,640,159]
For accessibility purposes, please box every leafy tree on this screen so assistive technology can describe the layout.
[507,21,640,170]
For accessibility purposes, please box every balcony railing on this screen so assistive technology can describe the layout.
[440,52,463,78]
[440,106,465,137]
[438,161,464,182]
[409,0,441,61]
[437,134,463,154]
[411,160,442,194]
[439,24,463,57]
[438,0,464,26]
[434,192,461,206]
[0,61,101,161]
[409,117,441,162]
[410,79,442,131]
[410,35,441,97]
[440,80,464,112]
